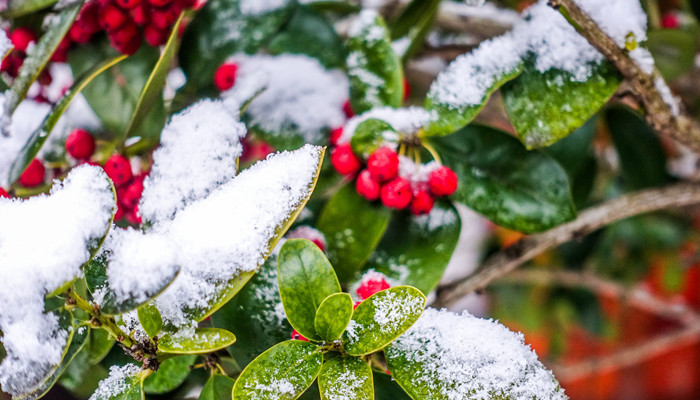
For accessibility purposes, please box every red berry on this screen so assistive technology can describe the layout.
[99,2,130,32]
[121,179,144,209]
[0,188,10,198]
[330,127,343,146]
[367,147,399,182]
[126,205,142,225]
[69,23,93,44]
[150,5,180,30]
[51,38,71,62]
[403,78,411,100]
[380,177,412,209]
[104,155,133,186]
[1,52,23,77]
[356,276,390,300]
[10,28,37,53]
[115,0,142,9]
[78,1,101,33]
[37,69,52,86]
[428,166,458,197]
[19,159,45,187]
[286,226,326,253]
[330,143,361,176]
[343,100,354,118]
[148,0,172,6]
[66,129,96,160]
[108,23,141,55]
[144,25,170,46]
[291,329,308,341]
[356,169,380,201]
[114,203,126,221]
[410,190,434,216]
[661,12,680,29]
[130,3,150,25]
[214,62,238,91]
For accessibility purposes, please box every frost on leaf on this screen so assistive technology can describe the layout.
[89,364,141,400]
[386,308,567,400]
[0,165,115,396]
[221,54,348,148]
[338,106,434,144]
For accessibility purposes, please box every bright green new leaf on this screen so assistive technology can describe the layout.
[350,118,396,157]
[278,239,341,340]
[314,293,353,342]
[143,355,196,394]
[138,302,163,339]
[342,286,425,356]
[502,58,621,149]
[430,124,576,233]
[318,357,373,400]
[198,374,235,400]
[85,328,116,365]
[317,184,391,283]
[233,340,323,400]
[158,328,236,355]
[346,12,403,113]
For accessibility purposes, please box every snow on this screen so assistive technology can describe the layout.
[348,10,385,41]
[338,106,434,144]
[89,364,140,400]
[371,289,425,333]
[140,99,245,225]
[253,378,296,396]
[655,77,680,116]
[0,30,12,58]
[221,54,348,144]
[387,308,566,400]
[320,362,369,400]
[0,165,115,396]
[574,0,647,48]
[239,0,290,16]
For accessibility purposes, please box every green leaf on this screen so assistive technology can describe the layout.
[198,374,236,400]
[314,293,353,342]
[278,239,342,340]
[3,0,57,18]
[233,340,323,400]
[605,105,670,190]
[390,0,440,61]
[430,124,576,233]
[8,55,126,185]
[143,355,196,394]
[268,6,345,69]
[318,357,373,400]
[647,30,698,80]
[317,184,391,283]
[6,1,83,114]
[347,12,403,113]
[502,58,621,148]
[158,328,236,355]
[361,200,461,294]
[138,302,163,339]
[85,328,116,364]
[93,365,144,400]
[342,286,425,356]
[373,372,411,400]
[350,118,395,157]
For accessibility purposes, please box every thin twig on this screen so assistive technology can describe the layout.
[433,182,700,308]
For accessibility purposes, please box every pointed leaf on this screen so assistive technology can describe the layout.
[430,124,576,233]
[158,328,236,355]
[143,355,196,394]
[350,118,395,158]
[278,239,341,340]
[199,374,236,400]
[342,286,425,356]
[138,303,163,339]
[233,340,323,400]
[314,293,353,342]
[318,357,373,400]
[317,184,391,283]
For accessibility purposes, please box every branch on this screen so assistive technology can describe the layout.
[433,182,700,308]
[547,0,700,153]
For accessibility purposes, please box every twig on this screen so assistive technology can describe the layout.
[433,182,700,308]
[547,0,700,153]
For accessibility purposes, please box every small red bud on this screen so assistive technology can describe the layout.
[428,166,458,197]
[104,155,133,186]
[367,147,399,183]
[10,28,37,53]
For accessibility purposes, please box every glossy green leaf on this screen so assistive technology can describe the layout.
[342,286,425,356]
[8,55,125,185]
[6,1,83,114]
[85,328,116,364]
[503,58,621,148]
[57,350,109,397]
[430,124,576,233]
[314,293,353,342]
[361,200,461,294]
[158,328,236,355]
[647,30,698,80]
[198,374,236,400]
[278,239,341,340]
[373,372,411,400]
[350,118,395,157]
[3,0,57,18]
[318,357,373,400]
[93,366,144,400]
[317,184,391,283]
[138,302,163,339]
[347,12,403,113]
[606,105,670,190]
[143,355,196,394]
[233,340,323,400]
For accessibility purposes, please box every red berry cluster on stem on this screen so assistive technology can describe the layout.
[1,27,55,94]
[104,154,146,224]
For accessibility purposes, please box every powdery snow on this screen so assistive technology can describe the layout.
[0,30,11,58]
[239,0,290,16]
[89,364,141,400]
[339,106,435,144]
[320,362,370,400]
[386,308,567,400]
[372,289,425,333]
[0,165,115,396]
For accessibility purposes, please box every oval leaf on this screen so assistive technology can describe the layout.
[138,303,163,339]
[85,328,116,365]
[430,124,576,233]
[318,357,373,400]
[314,293,353,342]
[91,364,144,400]
[350,118,396,158]
[199,374,236,400]
[233,340,323,400]
[158,328,236,355]
[143,355,196,395]
[278,239,341,340]
[342,286,425,356]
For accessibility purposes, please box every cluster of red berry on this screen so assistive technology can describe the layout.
[1,27,53,85]
[330,140,458,215]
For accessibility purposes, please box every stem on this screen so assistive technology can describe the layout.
[66,289,135,348]
[422,141,442,164]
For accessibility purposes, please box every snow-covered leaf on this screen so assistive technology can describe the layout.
[385,308,568,400]
[430,124,576,233]
[346,10,403,114]
[137,303,163,339]
[3,0,57,18]
[143,355,195,395]
[158,328,236,355]
[278,239,341,341]
[233,340,323,400]
[350,118,395,158]
[89,364,143,400]
[314,293,353,342]
[342,286,425,356]
[199,374,236,400]
[318,356,373,400]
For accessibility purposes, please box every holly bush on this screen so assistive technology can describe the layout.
[1,0,699,399]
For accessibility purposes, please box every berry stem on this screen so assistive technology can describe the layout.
[65,288,136,348]
[422,141,442,164]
